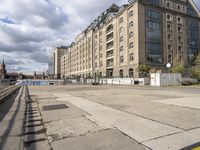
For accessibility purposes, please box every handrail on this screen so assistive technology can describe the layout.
[0,86,20,102]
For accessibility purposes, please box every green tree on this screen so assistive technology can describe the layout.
[192,54,200,81]
[170,60,185,74]
[138,64,150,77]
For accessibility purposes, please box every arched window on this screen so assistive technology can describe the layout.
[119,70,123,78]
[129,68,134,78]
[129,11,133,17]
[106,24,113,33]
[129,42,134,49]
[120,46,123,52]
[129,21,134,27]
[129,32,133,38]
[129,53,134,61]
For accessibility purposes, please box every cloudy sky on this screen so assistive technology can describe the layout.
[0,0,199,74]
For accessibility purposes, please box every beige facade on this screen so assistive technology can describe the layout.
[53,46,68,79]
[60,0,200,79]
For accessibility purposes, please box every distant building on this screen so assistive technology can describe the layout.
[53,46,69,79]
[0,60,57,81]
[60,0,200,79]
[33,71,47,80]
[0,60,6,79]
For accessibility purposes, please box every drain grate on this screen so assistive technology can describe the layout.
[42,104,69,111]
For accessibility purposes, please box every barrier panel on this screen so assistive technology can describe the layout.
[0,79,10,88]
[66,78,150,86]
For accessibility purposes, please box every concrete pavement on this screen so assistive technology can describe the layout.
[28,85,200,150]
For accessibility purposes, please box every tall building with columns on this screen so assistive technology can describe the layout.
[60,0,200,79]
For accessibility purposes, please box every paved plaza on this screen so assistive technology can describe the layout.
[27,85,200,150]
[0,85,200,150]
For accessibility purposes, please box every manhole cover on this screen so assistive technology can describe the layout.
[43,104,69,111]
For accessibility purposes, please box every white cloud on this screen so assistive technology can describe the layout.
[0,0,199,74]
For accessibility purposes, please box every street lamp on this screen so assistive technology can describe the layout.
[166,63,171,86]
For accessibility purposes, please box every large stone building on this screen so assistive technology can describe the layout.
[60,0,200,79]
[53,46,69,79]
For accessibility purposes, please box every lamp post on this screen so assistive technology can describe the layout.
[166,63,171,86]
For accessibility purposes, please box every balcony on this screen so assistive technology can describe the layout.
[107,59,114,68]
[106,34,114,43]
[107,63,113,68]
[106,41,114,51]
[106,55,114,60]
[106,51,114,59]
[106,24,113,35]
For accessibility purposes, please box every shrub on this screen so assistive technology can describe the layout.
[192,54,200,81]
[138,64,150,77]
[170,60,185,74]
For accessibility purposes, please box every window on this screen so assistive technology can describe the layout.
[178,36,182,42]
[120,27,124,33]
[168,45,172,50]
[146,9,160,19]
[168,55,172,63]
[129,53,134,61]
[167,14,171,20]
[129,42,134,49]
[177,5,180,10]
[166,2,170,7]
[187,18,199,64]
[106,24,113,33]
[129,11,133,17]
[129,32,133,38]
[177,17,181,22]
[129,21,133,27]
[129,68,134,78]
[100,53,103,58]
[178,46,182,52]
[146,9,162,64]
[187,3,198,17]
[119,17,123,23]
[120,36,123,42]
[119,70,123,78]
[167,24,171,30]
[120,56,124,63]
[144,0,160,5]
[178,26,181,32]
[168,34,171,40]
[177,17,181,23]
[120,46,123,51]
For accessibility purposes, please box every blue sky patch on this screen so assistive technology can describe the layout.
[0,17,15,24]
